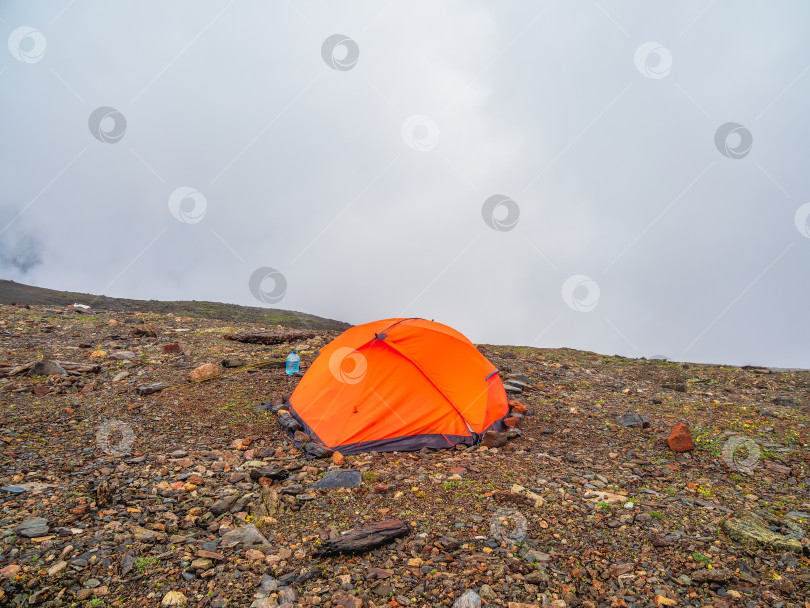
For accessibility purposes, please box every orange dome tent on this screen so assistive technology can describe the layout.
[286,318,509,454]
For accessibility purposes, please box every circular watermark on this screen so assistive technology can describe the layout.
[401,115,440,151]
[96,420,135,457]
[634,42,672,79]
[721,435,760,474]
[794,203,810,238]
[328,346,367,384]
[321,34,359,71]
[489,508,528,546]
[8,26,46,63]
[88,106,127,144]
[168,187,207,224]
[714,122,752,159]
[249,267,287,304]
[561,274,600,312]
[482,195,520,232]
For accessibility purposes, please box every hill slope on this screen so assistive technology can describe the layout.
[0,279,350,331]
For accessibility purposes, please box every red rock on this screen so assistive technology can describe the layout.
[508,400,529,415]
[449,467,466,474]
[187,474,204,485]
[258,477,274,486]
[332,451,345,465]
[163,343,182,352]
[481,431,508,448]
[71,505,89,515]
[667,422,694,453]
[243,449,256,460]
[32,385,49,397]
[504,416,520,428]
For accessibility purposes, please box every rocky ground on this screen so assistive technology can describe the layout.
[1,303,809,608]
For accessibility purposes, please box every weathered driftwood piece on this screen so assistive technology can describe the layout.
[223,330,315,345]
[313,519,410,557]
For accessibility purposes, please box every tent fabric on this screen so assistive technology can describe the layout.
[285,318,509,454]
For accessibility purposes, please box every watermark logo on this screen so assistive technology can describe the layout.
[634,42,672,79]
[489,508,528,546]
[482,195,520,232]
[328,346,368,384]
[168,187,207,224]
[561,274,600,312]
[96,420,135,457]
[721,435,760,474]
[8,26,46,63]
[401,115,440,151]
[715,122,752,159]
[794,203,810,238]
[321,34,359,71]
[88,106,127,144]
[249,267,287,304]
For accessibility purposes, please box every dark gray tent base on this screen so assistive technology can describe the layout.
[284,401,507,455]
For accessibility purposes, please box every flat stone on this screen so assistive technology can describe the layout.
[722,513,803,554]
[616,412,652,428]
[209,494,239,516]
[16,517,49,538]
[28,360,67,377]
[161,591,188,606]
[219,524,271,548]
[136,382,171,395]
[313,470,362,489]
[785,510,810,519]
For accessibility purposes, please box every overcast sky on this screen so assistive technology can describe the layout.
[2,1,810,368]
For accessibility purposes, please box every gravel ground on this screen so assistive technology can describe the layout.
[1,304,809,608]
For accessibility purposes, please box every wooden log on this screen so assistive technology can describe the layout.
[223,330,315,345]
[312,519,410,557]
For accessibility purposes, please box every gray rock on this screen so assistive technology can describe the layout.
[303,442,333,459]
[478,585,497,601]
[112,371,130,382]
[209,494,239,516]
[525,568,549,586]
[110,351,136,360]
[616,412,652,428]
[219,524,271,548]
[28,360,66,377]
[722,512,803,554]
[453,590,481,608]
[785,511,810,519]
[313,470,362,489]
[16,517,49,538]
[136,382,171,395]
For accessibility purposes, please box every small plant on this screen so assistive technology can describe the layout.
[692,551,711,564]
[86,599,105,608]
[362,471,378,482]
[597,502,612,510]
[135,556,159,572]
[649,511,666,520]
